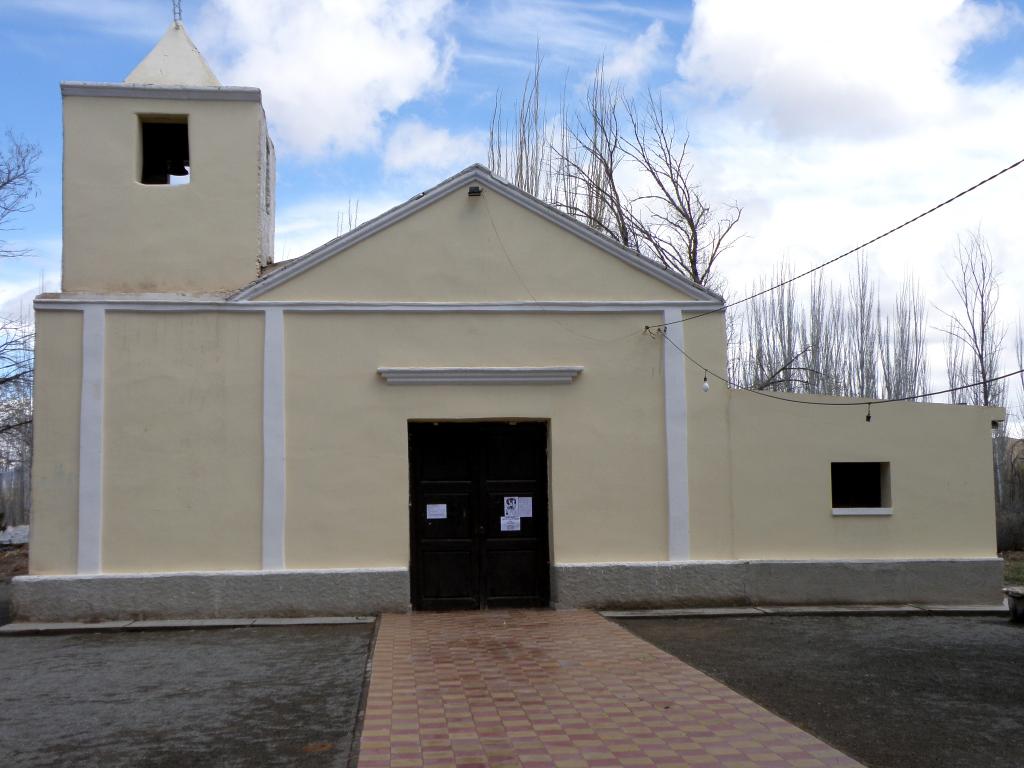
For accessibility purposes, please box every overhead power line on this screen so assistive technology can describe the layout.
[650,153,1024,329]
[651,326,1021,409]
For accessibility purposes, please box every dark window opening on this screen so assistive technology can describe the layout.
[831,462,890,508]
[140,117,190,185]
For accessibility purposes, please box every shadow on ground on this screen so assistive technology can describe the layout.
[618,614,1024,768]
[0,624,373,768]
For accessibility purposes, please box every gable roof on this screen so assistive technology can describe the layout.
[231,164,724,303]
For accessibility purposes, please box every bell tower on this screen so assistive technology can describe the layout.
[61,21,275,294]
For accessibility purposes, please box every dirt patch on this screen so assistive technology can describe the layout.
[0,545,28,581]
[1002,550,1024,585]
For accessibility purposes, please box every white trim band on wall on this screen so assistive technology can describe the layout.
[36,298,725,314]
[77,306,105,575]
[261,308,287,570]
[663,308,690,560]
[378,367,583,385]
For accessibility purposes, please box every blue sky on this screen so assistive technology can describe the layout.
[0,0,698,288]
[2,0,1023,408]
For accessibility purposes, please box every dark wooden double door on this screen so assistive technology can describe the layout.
[409,422,550,610]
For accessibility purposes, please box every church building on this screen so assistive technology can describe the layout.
[14,24,1004,621]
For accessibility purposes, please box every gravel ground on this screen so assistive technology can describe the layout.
[618,614,1024,768]
[0,624,374,768]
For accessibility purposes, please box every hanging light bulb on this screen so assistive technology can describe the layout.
[865,403,872,423]
[702,371,710,393]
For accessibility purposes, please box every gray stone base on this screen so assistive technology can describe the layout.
[11,568,410,623]
[11,559,1004,621]
[552,558,1004,609]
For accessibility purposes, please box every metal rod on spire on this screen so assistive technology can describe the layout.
[172,0,183,23]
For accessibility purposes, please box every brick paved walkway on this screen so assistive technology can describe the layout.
[357,610,861,767]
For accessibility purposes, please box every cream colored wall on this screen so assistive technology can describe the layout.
[29,311,83,574]
[28,303,999,575]
[284,312,668,568]
[671,310,999,561]
[101,312,264,572]
[679,313,736,559]
[724,393,999,559]
[62,94,267,293]
[260,187,695,303]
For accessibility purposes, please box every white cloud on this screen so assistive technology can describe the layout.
[605,21,668,87]
[678,0,1013,140]
[673,0,1024,396]
[383,120,485,174]
[194,0,456,157]
[458,1,682,73]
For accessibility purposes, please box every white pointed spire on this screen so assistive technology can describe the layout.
[124,22,221,87]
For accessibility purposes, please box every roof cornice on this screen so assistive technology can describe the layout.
[61,82,261,102]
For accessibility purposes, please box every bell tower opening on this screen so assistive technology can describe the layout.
[139,116,190,185]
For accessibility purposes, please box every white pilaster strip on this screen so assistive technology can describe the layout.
[261,308,286,570]
[663,308,690,560]
[77,306,105,574]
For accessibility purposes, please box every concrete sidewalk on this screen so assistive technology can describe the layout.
[358,610,861,767]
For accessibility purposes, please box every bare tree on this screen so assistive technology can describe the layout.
[1016,316,1024,400]
[0,132,40,527]
[735,266,812,391]
[842,254,879,398]
[939,230,1006,407]
[550,61,638,248]
[335,199,360,237]
[488,47,551,200]
[802,274,845,395]
[622,94,741,293]
[0,131,41,258]
[0,315,33,456]
[999,319,1024,550]
[879,276,929,400]
[733,255,928,400]
[938,231,1022,549]
[487,53,741,291]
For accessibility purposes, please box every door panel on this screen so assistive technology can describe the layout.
[418,550,477,607]
[409,422,549,610]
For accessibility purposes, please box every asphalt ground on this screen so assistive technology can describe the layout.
[617,614,1024,768]
[0,624,374,768]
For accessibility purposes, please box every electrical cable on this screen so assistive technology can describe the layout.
[649,325,1022,408]
[648,153,1024,329]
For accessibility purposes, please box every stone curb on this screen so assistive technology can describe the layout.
[0,615,376,636]
[602,603,1009,619]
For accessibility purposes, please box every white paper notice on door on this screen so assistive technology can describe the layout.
[504,496,533,518]
[516,497,533,518]
[500,516,521,532]
[426,504,447,520]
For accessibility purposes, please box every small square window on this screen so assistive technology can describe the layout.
[831,462,892,515]
[140,116,190,185]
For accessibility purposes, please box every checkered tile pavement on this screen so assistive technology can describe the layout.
[357,610,861,767]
